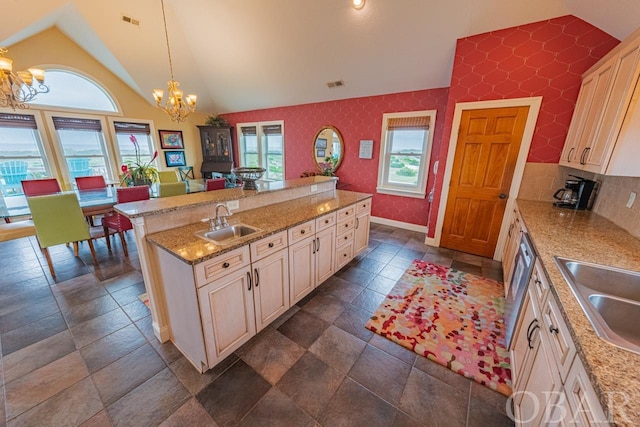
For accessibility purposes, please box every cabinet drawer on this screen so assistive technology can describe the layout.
[288,220,315,245]
[542,293,577,383]
[356,199,371,213]
[250,231,287,262]
[337,205,355,222]
[336,228,355,248]
[316,212,337,232]
[337,217,355,234]
[195,245,251,287]
[531,260,550,307]
[335,240,354,270]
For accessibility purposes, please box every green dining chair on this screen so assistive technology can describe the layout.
[158,171,179,183]
[158,182,187,197]
[27,192,98,278]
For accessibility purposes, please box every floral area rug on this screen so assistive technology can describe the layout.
[365,260,512,396]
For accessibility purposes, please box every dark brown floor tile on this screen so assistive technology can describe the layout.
[368,334,417,365]
[470,382,511,416]
[108,282,146,307]
[351,288,387,313]
[310,325,366,374]
[79,410,113,427]
[100,271,144,293]
[239,387,315,427]
[366,275,398,295]
[392,410,425,426]
[80,324,147,373]
[0,295,59,333]
[53,283,109,311]
[5,351,89,420]
[321,377,397,426]
[451,260,483,276]
[196,360,271,427]
[387,255,416,269]
[92,343,165,406]
[277,309,330,349]
[300,293,347,323]
[70,308,131,349]
[403,238,432,253]
[151,339,184,365]
[93,260,136,282]
[134,315,155,342]
[355,257,387,274]
[240,328,305,384]
[376,242,403,254]
[378,264,409,281]
[395,248,425,261]
[482,266,504,282]
[348,344,412,405]
[158,397,216,427]
[170,354,237,395]
[399,368,469,426]
[276,352,345,419]
[62,294,120,328]
[413,356,472,394]
[467,397,515,427]
[337,266,375,286]
[365,250,396,264]
[453,251,484,267]
[7,377,103,427]
[333,304,374,341]
[0,267,47,288]
[1,312,68,356]
[294,288,322,307]
[321,276,364,303]
[107,368,190,427]
[3,330,76,384]
[120,298,150,322]
[269,305,301,329]
[0,284,53,316]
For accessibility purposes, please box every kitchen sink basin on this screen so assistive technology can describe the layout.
[195,224,261,244]
[554,257,640,354]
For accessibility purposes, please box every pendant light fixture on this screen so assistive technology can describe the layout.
[153,0,197,122]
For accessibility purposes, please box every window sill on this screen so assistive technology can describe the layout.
[376,187,426,199]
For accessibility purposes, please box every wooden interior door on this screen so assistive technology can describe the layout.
[440,106,529,257]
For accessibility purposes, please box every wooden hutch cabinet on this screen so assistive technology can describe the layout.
[198,126,234,178]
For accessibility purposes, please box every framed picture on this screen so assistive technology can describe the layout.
[315,138,327,149]
[316,149,326,158]
[164,150,186,167]
[159,130,184,149]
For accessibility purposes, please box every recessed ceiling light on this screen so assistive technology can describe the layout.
[353,0,365,10]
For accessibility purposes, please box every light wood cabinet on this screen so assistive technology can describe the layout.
[354,200,371,256]
[501,206,524,297]
[288,235,315,304]
[252,248,289,332]
[316,226,336,284]
[560,29,640,176]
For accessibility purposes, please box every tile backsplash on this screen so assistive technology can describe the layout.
[518,162,640,239]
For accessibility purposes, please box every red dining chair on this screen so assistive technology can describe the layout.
[205,178,226,191]
[102,186,150,257]
[21,178,61,196]
[75,175,106,191]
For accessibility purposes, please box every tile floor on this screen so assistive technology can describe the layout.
[0,222,514,426]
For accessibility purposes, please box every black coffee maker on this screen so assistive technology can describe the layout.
[553,175,598,210]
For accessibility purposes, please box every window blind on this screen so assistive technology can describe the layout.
[0,113,37,129]
[387,116,430,130]
[262,124,282,135]
[113,121,151,134]
[241,126,257,136]
[52,117,102,131]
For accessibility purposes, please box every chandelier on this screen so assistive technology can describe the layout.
[0,47,49,110]
[153,0,197,122]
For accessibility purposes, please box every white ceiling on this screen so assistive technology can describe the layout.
[2,0,639,114]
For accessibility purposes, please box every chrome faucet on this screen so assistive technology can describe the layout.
[212,203,232,230]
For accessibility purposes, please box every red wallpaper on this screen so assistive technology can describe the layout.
[428,15,619,236]
[223,89,449,225]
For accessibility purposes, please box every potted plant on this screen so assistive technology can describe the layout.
[120,135,159,186]
[205,114,229,127]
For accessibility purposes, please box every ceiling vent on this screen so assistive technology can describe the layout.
[327,80,345,88]
[121,15,140,26]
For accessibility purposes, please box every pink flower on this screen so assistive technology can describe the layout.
[151,150,158,161]
[121,164,128,172]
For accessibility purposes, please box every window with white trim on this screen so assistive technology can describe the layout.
[377,110,436,198]
[31,69,118,112]
[237,121,284,180]
[0,113,51,196]
[113,121,157,168]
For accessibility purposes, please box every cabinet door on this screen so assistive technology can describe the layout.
[560,74,599,167]
[541,294,577,383]
[353,210,371,256]
[288,236,315,304]
[315,226,336,286]
[510,291,537,388]
[198,266,255,367]
[252,249,289,332]
[503,212,523,296]
[585,43,640,173]
[564,356,609,426]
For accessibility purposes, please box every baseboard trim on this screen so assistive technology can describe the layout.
[370,216,428,234]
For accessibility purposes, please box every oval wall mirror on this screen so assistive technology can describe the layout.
[313,126,344,175]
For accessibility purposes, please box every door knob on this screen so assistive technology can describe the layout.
[499,193,507,199]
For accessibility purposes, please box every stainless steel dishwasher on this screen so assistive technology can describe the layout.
[504,233,536,348]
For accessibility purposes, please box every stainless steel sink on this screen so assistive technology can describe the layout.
[195,224,261,244]
[554,257,640,354]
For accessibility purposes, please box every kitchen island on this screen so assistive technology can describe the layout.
[516,200,640,426]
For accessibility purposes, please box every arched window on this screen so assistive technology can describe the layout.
[31,69,118,112]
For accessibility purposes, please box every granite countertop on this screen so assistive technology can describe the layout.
[115,176,337,219]
[516,200,640,426]
[146,190,372,265]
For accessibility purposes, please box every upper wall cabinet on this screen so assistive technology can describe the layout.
[560,28,640,176]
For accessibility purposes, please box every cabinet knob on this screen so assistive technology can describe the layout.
[325,220,329,224]
[300,230,305,234]
[268,242,274,248]
[222,262,230,268]
[344,236,348,240]
[549,325,559,334]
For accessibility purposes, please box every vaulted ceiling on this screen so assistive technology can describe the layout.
[2,0,639,114]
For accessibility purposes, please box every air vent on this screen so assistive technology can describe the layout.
[327,80,345,88]
[121,15,140,26]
